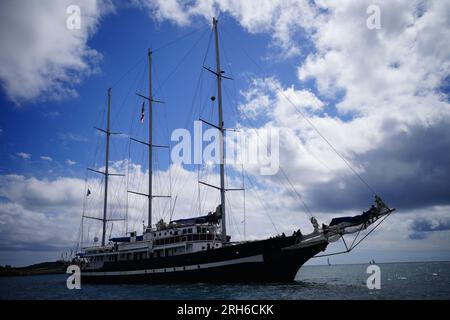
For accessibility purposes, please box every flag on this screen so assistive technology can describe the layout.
[140,101,145,123]
[87,188,91,197]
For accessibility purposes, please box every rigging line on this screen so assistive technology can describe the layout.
[222,84,314,218]
[111,54,146,88]
[197,164,201,215]
[226,196,242,239]
[153,27,203,53]
[278,167,313,218]
[350,213,392,250]
[244,171,279,234]
[313,212,393,258]
[111,58,146,128]
[349,223,365,249]
[167,28,213,192]
[153,26,210,97]
[221,26,377,198]
[125,140,131,235]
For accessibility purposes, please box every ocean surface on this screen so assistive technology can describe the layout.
[1,262,449,300]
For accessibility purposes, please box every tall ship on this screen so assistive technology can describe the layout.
[74,18,394,283]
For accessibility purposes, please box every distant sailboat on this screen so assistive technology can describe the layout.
[327,258,331,266]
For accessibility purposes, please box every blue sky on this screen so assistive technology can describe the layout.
[0,7,313,179]
[1,0,450,266]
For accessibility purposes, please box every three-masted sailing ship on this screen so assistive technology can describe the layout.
[75,18,394,283]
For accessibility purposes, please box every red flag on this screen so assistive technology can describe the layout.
[140,101,145,123]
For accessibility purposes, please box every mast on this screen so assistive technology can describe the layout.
[148,49,153,229]
[102,88,112,246]
[213,17,227,243]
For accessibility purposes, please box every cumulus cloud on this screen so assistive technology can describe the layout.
[0,0,113,104]
[135,0,320,56]
[40,156,53,162]
[407,208,450,240]
[66,160,77,166]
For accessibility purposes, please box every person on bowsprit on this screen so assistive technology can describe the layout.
[322,223,329,235]
[311,217,320,233]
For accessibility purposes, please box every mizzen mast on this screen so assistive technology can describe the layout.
[130,49,168,230]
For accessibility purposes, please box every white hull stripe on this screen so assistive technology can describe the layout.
[83,254,264,276]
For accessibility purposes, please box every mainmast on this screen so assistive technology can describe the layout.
[102,88,112,246]
[213,17,227,243]
[129,50,167,230]
[148,49,153,229]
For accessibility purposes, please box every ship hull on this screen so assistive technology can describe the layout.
[81,236,327,283]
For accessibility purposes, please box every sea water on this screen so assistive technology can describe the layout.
[0,262,449,300]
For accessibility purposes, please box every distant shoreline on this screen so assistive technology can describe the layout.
[0,261,67,277]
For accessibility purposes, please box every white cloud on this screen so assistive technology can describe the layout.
[40,156,53,162]
[58,132,88,143]
[66,160,77,166]
[0,0,113,104]
[1,163,449,264]
[15,152,30,160]
[298,1,450,121]
[136,0,320,56]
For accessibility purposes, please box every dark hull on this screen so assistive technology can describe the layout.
[81,236,327,283]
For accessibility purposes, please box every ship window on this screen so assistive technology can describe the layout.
[182,229,186,234]
[188,228,192,233]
